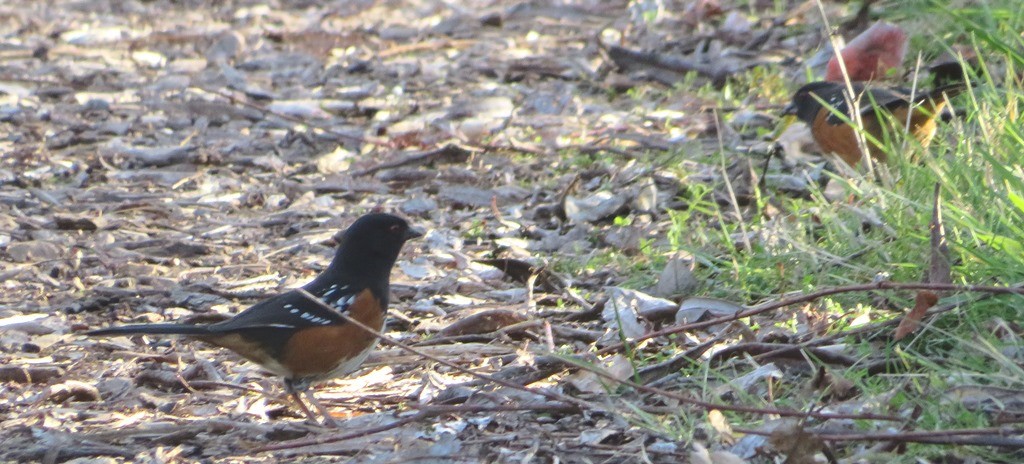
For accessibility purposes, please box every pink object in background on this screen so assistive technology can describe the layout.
[825,21,908,82]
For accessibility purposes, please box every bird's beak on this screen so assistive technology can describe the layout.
[775,103,799,137]
[405,227,425,241]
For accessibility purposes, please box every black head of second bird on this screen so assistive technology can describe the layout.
[782,81,846,124]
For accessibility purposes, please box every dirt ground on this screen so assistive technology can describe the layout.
[0,0,917,462]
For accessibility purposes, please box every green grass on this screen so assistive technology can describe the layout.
[538,2,1022,459]
[590,0,1024,460]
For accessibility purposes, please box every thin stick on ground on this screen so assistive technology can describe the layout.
[734,426,1024,446]
[749,291,997,365]
[258,411,435,453]
[200,86,387,146]
[597,281,1024,355]
[547,354,903,422]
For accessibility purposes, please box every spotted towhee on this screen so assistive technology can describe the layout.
[782,80,967,167]
[87,213,423,426]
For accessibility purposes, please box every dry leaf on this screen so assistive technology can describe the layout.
[690,443,714,464]
[894,291,940,341]
[710,451,747,464]
[6,241,63,262]
[690,443,748,464]
[708,410,735,444]
[438,309,529,336]
[717,363,782,396]
[476,258,569,292]
[564,191,629,224]
[578,429,617,445]
[631,177,658,212]
[654,253,700,298]
[681,0,723,26]
[604,287,673,338]
[43,380,102,403]
[809,366,858,401]
[676,297,745,325]
[714,158,756,207]
[767,420,823,464]
[566,354,634,394]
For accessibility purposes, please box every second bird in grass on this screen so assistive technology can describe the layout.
[87,213,423,426]
[782,80,968,167]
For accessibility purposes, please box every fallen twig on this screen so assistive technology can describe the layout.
[734,426,1024,447]
[200,86,387,146]
[603,44,735,86]
[548,353,902,422]
[350,143,476,177]
[0,365,65,384]
[258,410,434,452]
[597,281,1024,355]
[710,342,860,366]
[750,290,1002,366]
[410,402,579,414]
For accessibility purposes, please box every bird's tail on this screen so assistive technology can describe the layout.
[925,51,980,102]
[917,82,970,117]
[928,53,980,88]
[86,323,212,337]
[929,82,969,99]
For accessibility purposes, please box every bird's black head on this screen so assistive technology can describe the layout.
[308,213,422,306]
[335,213,423,266]
[783,82,842,124]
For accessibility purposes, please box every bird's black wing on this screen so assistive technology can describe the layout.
[208,286,361,334]
[825,85,915,124]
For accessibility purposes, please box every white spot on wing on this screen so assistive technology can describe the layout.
[296,311,331,325]
[328,293,356,312]
[321,284,349,299]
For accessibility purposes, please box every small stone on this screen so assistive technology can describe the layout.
[6,241,63,262]
[655,254,700,298]
[206,31,245,65]
[315,146,355,174]
[400,196,438,216]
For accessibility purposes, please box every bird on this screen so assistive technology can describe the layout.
[781,80,967,166]
[87,213,423,426]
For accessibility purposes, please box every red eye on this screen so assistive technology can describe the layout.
[389,225,401,232]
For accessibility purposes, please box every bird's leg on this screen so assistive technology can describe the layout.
[302,389,340,428]
[283,378,337,427]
